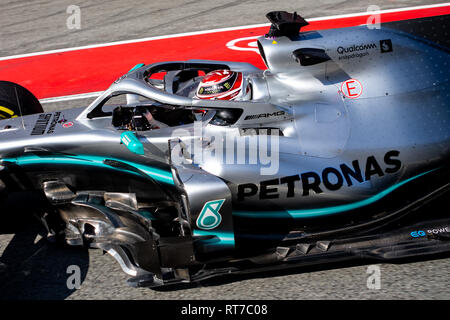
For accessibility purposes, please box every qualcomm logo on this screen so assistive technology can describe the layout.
[196,199,225,230]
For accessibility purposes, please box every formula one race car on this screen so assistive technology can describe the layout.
[0,12,449,288]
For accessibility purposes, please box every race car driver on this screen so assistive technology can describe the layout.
[195,69,252,101]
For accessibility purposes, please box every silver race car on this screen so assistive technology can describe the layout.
[0,12,449,288]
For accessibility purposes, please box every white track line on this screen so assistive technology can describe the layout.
[2,3,449,62]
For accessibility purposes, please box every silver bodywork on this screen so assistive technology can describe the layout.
[0,19,449,285]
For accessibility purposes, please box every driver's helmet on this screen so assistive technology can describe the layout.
[195,69,248,100]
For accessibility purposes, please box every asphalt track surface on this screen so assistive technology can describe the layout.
[0,0,450,300]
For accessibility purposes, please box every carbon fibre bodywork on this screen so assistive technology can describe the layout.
[0,13,449,287]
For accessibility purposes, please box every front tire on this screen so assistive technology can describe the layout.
[0,81,43,119]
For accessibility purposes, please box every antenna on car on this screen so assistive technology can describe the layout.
[265,11,309,38]
[14,86,26,130]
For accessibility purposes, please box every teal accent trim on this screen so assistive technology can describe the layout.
[137,210,156,220]
[193,229,235,246]
[120,131,144,155]
[2,154,174,185]
[128,63,145,73]
[233,169,437,219]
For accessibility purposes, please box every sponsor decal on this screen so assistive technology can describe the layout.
[237,150,402,200]
[337,43,377,54]
[196,199,225,230]
[31,113,52,135]
[58,114,68,124]
[47,111,61,134]
[114,74,127,83]
[337,51,370,60]
[410,230,426,238]
[121,133,131,146]
[244,111,285,121]
[427,226,450,235]
[31,112,64,135]
[62,121,73,128]
[412,226,450,238]
[336,39,392,60]
[337,42,376,60]
[341,79,363,99]
[380,39,393,53]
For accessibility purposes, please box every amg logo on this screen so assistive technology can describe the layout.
[31,113,52,135]
[245,111,285,120]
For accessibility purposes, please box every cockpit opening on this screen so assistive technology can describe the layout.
[111,104,197,132]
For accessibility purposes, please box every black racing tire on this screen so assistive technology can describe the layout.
[0,81,43,120]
